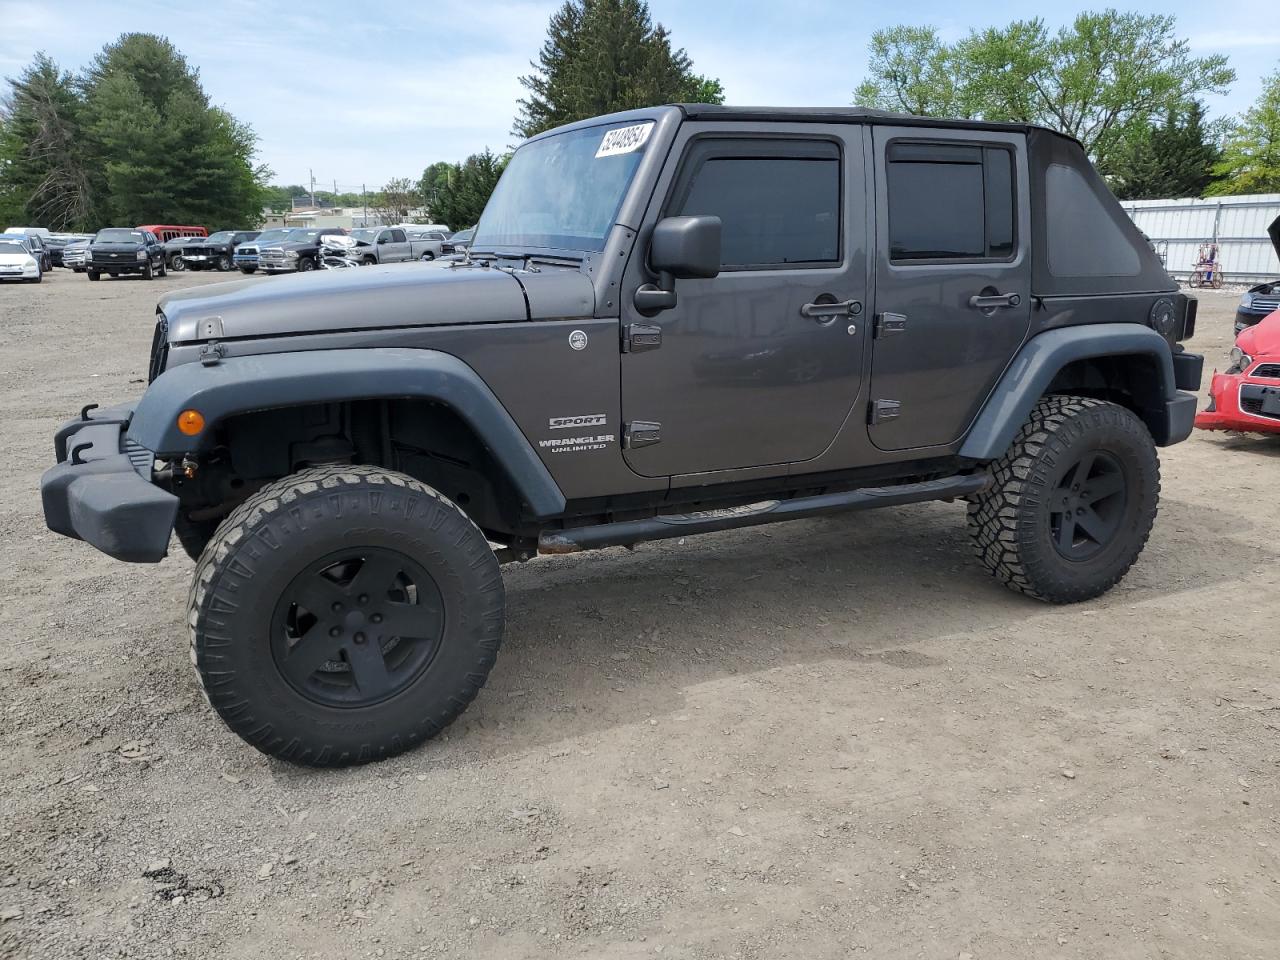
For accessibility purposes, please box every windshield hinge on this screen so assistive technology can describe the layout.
[622,323,662,353]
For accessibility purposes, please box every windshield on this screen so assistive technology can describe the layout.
[96,228,143,242]
[472,120,653,253]
[0,238,27,252]
[350,229,377,242]
[206,231,235,243]
[284,230,321,242]
[253,229,293,244]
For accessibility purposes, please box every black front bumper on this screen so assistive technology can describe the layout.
[1235,308,1272,334]
[41,404,178,562]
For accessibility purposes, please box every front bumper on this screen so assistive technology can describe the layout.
[1195,369,1280,435]
[40,404,178,562]
[0,265,40,280]
[1235,308,1273,334]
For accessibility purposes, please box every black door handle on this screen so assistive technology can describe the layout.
[801,299,862,320]
[968,292,1022,310]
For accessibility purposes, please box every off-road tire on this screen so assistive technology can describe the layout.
[967,396,1160,604]
[188,465,505,766]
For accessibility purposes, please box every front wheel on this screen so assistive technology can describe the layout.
[967,396,1159,604]
[297,257,315,272]
[217,254,232,271]
[87,269,100,281]
[169,255,186,272]
[142,260,154,280]
[239,266,256,275]
[188,466,505,766]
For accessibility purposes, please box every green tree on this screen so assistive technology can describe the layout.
[81,33,267,228]
[0,53,94,229]
[1107,102,1223,199]
[514,0,724,140]
[419,150,507,229]
[853,26,961,117]
[371,176,420,223]
[1209,70,1280,195]
[855,10,1235,168]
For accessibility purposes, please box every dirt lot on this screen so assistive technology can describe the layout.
[1,270,1277,960]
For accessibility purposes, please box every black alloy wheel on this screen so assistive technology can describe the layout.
[270,548,445,709]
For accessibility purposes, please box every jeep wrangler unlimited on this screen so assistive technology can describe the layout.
[41,105,1203,766]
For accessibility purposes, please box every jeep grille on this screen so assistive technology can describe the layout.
[148,314,169,383]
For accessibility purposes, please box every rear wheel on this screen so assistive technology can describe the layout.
[420,251,436,261]
[967,396,1159,604]
[188,465,505,766]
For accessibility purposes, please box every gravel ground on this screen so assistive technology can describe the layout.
[1,270,1278,960]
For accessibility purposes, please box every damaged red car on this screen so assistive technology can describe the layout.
[1195,309,1280,435]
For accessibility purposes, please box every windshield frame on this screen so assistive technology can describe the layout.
[471,119,656,256]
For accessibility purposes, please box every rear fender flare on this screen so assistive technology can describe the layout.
[959,324,1180,459]
[128,348,566,518]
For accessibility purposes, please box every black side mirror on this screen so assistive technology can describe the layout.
[635,215,721,315]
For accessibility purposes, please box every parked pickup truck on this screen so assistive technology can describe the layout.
[348,226,445,264]
[177,230,260,272]
[232,228,295,274]
[257,227,348,273]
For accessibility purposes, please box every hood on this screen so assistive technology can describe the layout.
[0,250,35,265]
[92,240,144,251]
[1237,310,1280,359]
[158,261,595,342]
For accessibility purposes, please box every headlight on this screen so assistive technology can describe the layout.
[136,250,147,260]
[1228,346,1253,374]
[1240,292,1254,308]
[23,256,36,268]
[285,250,299,259]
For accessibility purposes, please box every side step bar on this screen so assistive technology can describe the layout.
[537,473,990,555]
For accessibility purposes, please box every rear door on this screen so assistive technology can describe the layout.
[867,127,1032,450]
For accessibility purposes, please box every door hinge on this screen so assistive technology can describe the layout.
[622,323,662,353]
[869,399,901,424]
[624,421,662,448]
[875,312,907,339]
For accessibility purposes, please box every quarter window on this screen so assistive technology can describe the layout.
[886,142,1015,261]
[669,139,841,268]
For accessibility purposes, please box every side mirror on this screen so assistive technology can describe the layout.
[635,215,721,315]
[651,215,721,279]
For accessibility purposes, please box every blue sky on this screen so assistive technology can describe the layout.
[2,0,1277,188]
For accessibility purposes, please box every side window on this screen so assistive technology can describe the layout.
[668,138,841,269]
[390,229,407,243]
[886,142,1015,262]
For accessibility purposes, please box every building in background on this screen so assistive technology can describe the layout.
[1121,194,1280,286]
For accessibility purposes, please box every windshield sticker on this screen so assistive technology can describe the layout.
[595,122,654,158]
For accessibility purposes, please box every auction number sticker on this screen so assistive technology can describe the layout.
[596,122,654,158]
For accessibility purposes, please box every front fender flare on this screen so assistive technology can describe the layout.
[129,348,567,519]
[959,323,1190,460]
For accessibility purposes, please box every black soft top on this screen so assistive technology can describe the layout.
[675,104,1083,146]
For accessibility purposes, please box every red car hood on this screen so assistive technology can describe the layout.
[1238,309,1280,358]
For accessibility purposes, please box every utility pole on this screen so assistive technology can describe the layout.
[309,169,316,208]
[362,184,367,227]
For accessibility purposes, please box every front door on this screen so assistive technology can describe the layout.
[867,127,1032,450]
[620,127,868,478]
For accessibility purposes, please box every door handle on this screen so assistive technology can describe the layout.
[968,292,1022,310]
[801,299,862,320]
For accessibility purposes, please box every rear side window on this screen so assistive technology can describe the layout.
[886,142,1015,261]
[668,139,841,268]
[1044,163,1140,277]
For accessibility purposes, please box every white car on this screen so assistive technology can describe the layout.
[0,235,43,283]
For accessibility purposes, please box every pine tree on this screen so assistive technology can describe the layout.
[1107,102,1222,199]
[0,53,94,229]
[513,0,724,140]
[420,151,507,229]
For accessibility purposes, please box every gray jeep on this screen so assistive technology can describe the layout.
[41,105,1203,766]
